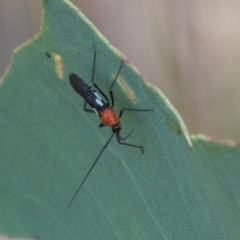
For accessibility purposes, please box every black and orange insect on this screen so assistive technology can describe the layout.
[66,46,152,209]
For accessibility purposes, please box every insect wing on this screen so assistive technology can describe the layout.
[69,73,89,98]
[69,73,105,111]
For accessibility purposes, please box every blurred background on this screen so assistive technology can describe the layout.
[0,0,240,141]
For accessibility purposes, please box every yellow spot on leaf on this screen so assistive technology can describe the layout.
[53,52,63,79]
[118,76,136,102]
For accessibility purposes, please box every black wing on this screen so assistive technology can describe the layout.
[69,73,107,111]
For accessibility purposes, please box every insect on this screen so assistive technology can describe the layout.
[66,46,152,209]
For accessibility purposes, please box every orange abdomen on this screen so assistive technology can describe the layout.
[100,108,119,127]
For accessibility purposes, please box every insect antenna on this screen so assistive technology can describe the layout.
[65,132,116,210]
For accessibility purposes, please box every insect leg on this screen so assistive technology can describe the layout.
[83,101,94,113]
[116,132,144,153]
[109,60,123,107]
[91,46,110,104]
[116,108,153,153]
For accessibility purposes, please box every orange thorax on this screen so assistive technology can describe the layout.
[100,108,119,127]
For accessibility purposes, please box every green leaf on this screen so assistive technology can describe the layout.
[0,0,240,239]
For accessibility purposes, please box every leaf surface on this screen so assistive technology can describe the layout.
[0,0,240,239]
